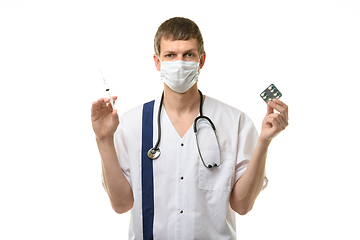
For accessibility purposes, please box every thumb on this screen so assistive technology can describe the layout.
[112,109,120,125]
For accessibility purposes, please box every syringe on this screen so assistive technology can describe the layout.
[100,69,115,110]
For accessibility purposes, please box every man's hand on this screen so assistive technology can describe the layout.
[230,100,288,215]
[91,96,134,214]
[91,96,119,140]
[260,99,289,144]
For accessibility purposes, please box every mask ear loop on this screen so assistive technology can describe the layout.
[158,56,162,66]
[157,55,163,71]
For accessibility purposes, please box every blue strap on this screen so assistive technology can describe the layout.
[141,100,155,240]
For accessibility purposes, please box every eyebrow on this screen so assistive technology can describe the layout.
[184,48,197,53]
[162,48,198,55]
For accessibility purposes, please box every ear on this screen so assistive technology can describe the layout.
[199,53,206,70]
[154,54,161,71]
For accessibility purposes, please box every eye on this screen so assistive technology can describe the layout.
[165,54,173,58]
[185,53,194,58]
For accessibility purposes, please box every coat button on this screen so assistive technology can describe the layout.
[180,176,184,180]
[180,210,184,214]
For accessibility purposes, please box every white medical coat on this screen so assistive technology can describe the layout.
[113,95,268,240]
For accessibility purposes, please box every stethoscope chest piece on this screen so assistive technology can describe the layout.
[148,148,161,160]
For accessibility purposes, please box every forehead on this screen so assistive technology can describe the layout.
[160,37,199,54]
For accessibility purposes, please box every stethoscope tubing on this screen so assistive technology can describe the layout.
[148,90,221,168]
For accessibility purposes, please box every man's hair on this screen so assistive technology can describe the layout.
[154,17,205,57]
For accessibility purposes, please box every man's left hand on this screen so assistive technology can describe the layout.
[259,99,289,144]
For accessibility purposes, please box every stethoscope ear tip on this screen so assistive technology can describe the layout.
[206,163,220,169]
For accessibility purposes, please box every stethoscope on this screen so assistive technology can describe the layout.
[147,90,221,168]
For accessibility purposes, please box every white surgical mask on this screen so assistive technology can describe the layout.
[159,59,199,93]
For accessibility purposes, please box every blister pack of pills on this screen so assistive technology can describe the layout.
[260,84,282,103]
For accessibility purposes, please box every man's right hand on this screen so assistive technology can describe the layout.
[91,97,119,140]
[91,96,134,214]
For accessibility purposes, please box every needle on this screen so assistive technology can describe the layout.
[100,69,115,110]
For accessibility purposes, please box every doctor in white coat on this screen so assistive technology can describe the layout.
[91,17,289,240]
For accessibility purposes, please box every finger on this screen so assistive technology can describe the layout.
[112,96,118,105]
[273,99,289,119]
[111,109,119,124]
[266,114,285,132]
[273,98,287,108]
[268,99,284,112]
[91,98,113,120]
[268,113,287,130]
[111,95,118,105]
[104,95,117,100]
[104,96,118,105]
[265,115,281,132]
[91,96,118,115]
[91,100,103,121]
[91,98,104,113]
[268,100,288,125]
[275,113,287,130]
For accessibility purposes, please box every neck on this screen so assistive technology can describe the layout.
[163,83,201,114]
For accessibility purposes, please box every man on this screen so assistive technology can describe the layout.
[91,17,289,240]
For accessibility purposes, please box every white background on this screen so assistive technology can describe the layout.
[1,0,359,239]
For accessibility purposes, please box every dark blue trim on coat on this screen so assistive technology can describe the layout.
[141,100,155,240]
